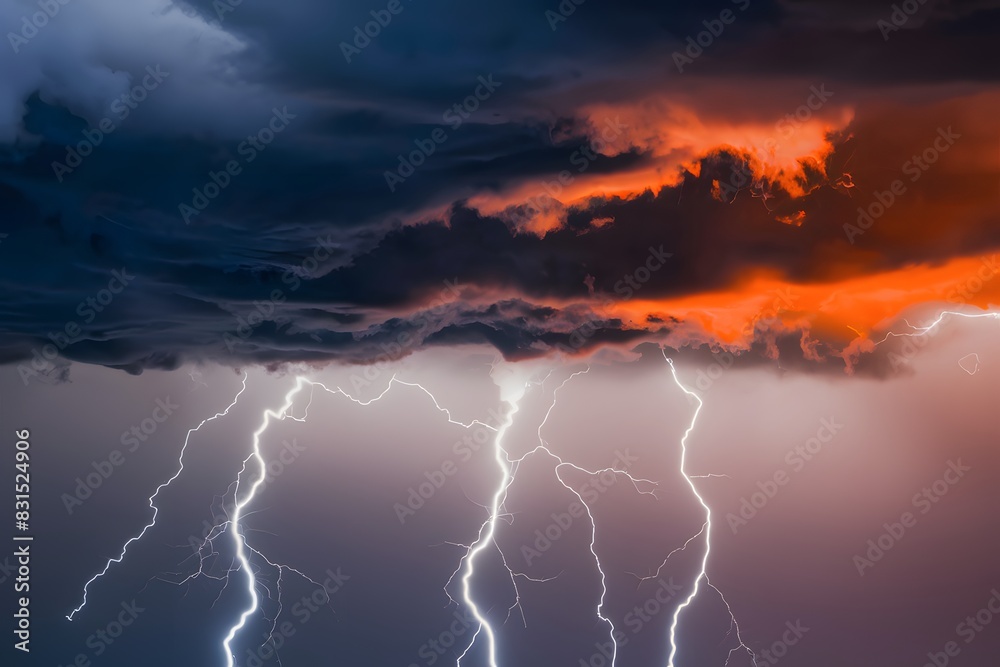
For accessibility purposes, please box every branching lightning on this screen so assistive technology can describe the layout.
[65,304,1000,667]
[661,350,756,667]
[452,388,519,667]
[445,366,570,665]
[67,372,250,621]
[221,377,309,667]
[870,309,999,377]
[218,375,504,667]
[873,310,1000,345]
[651,309,1000,666]
[70,354,789,667]
[537,369,658,667]
[448,367,659,667]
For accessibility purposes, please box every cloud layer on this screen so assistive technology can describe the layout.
[2,0,999,378]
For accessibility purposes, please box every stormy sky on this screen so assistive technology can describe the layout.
[5,339,1000,667]
[1,0,998,375]
[2,1,1000,666]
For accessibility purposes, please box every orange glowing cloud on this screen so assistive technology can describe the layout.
[466,94,854,235]
[518,253,1000,370]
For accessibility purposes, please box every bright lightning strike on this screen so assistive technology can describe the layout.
[652,309,1000,665]
[873,309,1000,345]
[71,356,786,667]
[543,371,618,665]
[449,367,659,667]
[662,350,756,667]
[221,377,307,667]
[537,368,659,667]
[219,375,500,667]
[67,372,250,621]
[69,367,518,667]
[453,395,519,667]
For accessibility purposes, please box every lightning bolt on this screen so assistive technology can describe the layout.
[218,374,503,667]
[221,377,309,667]
[70,354,796,667]
[446,364,567,666]
[536,369,659,667]
[661,350,756,667]
[655,308,1000,665]
[873,309,1000,345]
[207,362,742,667]
[449,367,659,667]
[543,370,619,666]
[68,367,520,666]
[67,372,250,621]
[451,393,519,667]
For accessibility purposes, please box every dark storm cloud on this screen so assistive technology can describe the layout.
[1,0,999,376]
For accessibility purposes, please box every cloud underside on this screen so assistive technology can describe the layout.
[1,0,999,377]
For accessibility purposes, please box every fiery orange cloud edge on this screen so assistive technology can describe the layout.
[465,95,855,235]
[616,254,1000,370]
[395,93,999,371]
[381,253,999,373]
